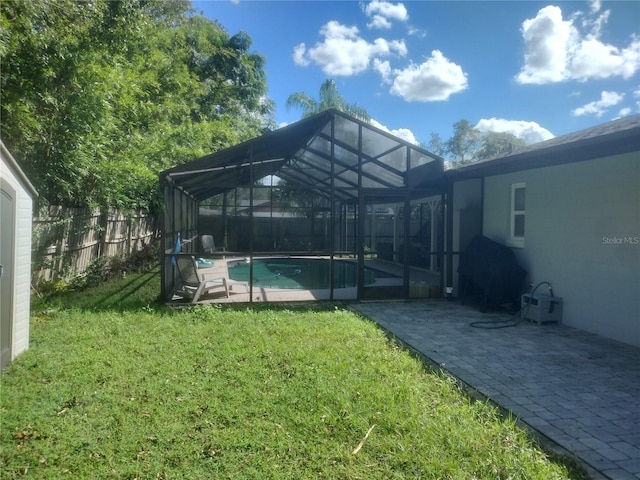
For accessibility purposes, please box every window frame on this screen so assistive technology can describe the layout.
[508,182,526,248]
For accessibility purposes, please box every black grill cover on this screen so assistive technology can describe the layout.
[458,235,527,306]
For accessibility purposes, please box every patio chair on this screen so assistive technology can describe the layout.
[201,234,226,254]
[174,255,245,303]
[201,234,230,258]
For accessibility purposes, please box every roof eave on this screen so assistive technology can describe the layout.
[0,140,39,198]
[450,123,640,179]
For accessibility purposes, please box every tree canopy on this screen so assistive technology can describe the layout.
[429,120,526,165]
[1,0,274,210]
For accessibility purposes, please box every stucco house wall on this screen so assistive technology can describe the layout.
[1,142,37,369]
[481,152,639,347]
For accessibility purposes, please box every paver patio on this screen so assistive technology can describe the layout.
[350,300,640,480]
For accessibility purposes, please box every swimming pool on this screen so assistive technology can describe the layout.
[227,257,399,290]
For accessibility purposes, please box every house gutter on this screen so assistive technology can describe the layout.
[452,123,640,179]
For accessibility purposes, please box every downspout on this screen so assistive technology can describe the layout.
[445,176,454,297]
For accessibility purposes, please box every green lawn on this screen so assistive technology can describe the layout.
[1,269,585,479]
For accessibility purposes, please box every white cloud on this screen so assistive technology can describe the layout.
[370,119,418,144]
[363,0,409,29]
[373,59,392,83]
[516,6,575,84]
[571,37,640,81]
[516,5,640,84]
[617,107,632,117]
[389,50,468,102]
[584,7,609,39]
[292,43,310,67]
[367,15,392,30]
[293,10,467,103]
[292,20,407,76]
[407,25,426,38]
[475,118,554,144]
[571,90,624,117]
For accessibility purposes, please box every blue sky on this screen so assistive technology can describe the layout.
[193,0,640,146]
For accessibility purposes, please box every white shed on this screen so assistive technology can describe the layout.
[1,141,37,370]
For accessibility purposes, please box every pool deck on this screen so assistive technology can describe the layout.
[351,300,640,480]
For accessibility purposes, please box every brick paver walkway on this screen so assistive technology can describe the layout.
[350,300,640,480]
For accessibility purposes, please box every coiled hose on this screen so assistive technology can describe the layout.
[469,281,553,329]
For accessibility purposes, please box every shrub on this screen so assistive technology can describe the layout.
[37,240,160,295]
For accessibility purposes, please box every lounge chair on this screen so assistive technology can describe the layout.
[201,234,229,256]
[174,255,246,303]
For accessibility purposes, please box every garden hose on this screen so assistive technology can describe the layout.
[469,281,553,329]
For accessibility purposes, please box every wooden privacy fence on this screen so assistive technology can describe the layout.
[32,207,159,282]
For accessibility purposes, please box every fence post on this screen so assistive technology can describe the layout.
[98,208,108,258]
[127,212,133,255]
[53,206,66,275]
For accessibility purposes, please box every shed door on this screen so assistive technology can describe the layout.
[1,187,14,369]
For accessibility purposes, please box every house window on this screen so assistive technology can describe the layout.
[509,183,525,247]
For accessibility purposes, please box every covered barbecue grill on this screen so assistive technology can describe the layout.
[458,235,527,310]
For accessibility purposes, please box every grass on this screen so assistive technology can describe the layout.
[1,269,586,479]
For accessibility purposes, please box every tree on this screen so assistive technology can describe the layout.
[428,133,446,158]
[0,0,273,210]
[286,79,370,121]
[476,131,526,160]
[430,120,527,165]
[445,120,482,164]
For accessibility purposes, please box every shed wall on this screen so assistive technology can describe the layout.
[1,153,34,362]
[482,152,639,347]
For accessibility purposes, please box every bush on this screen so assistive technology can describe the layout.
[126,240,160,272]
[37,241,160,295]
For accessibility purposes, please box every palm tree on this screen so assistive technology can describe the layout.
[286,79,370,122]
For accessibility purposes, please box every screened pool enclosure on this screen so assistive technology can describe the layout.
[159,109,446,303]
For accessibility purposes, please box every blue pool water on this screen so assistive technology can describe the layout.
[227,257,398,290]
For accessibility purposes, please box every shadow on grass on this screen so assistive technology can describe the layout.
[88,268,160,311]
[35,267,352,316]
[34,267,163,314]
